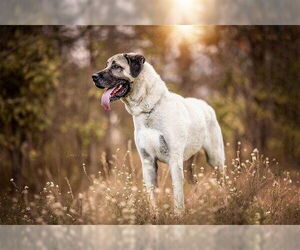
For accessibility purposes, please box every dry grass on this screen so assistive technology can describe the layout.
[1,144,300,225]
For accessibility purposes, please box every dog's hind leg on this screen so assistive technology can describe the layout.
[203,118,227,200]
[203,119,225,171]
[203,119,229,205]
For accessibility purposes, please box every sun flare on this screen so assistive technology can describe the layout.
[174,0,195,10]
[173,25,203,43]
[176,25,196,36]
[171,0,202,23]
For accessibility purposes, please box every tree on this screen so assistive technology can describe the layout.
[0,27,59,183]
[213,26,300,162]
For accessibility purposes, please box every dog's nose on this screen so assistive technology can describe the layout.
[92,73,99,82]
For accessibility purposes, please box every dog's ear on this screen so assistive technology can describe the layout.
[124,53,145,78]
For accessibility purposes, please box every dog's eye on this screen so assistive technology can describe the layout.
[112,64,123,70]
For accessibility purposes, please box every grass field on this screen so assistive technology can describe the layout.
[1,144,300,225]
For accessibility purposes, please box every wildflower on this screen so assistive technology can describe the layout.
[165,188,171,194]
[120,201,126,207]
[163,204,170,209]
[51,202,62,209]
[129,215,136,220]
[122,208,129,214]
[69,208,76,214]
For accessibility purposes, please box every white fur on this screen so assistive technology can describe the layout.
[121,61,225,214]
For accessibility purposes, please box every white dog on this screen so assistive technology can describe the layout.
[92,52,225,214]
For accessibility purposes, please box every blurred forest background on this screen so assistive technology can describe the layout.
[0,25,299,194]
[1,0,298,24]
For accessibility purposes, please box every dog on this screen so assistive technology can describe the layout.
[92,52,225,214]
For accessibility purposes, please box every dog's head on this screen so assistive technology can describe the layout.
[92,53,145,110]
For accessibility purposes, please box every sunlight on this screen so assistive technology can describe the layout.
[173,25,203,43]
[176,25,196,36]
[174,0,195,11]
[171,0,203,23]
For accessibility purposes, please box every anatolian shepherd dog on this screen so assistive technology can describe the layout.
[92,52,225,215]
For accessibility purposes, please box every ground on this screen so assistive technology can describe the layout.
[1,146,300,225]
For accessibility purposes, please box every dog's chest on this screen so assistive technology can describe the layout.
[133,113,169,163]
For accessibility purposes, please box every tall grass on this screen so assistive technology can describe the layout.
[1,144,300,225]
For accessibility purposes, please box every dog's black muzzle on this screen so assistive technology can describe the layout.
[92,72,106,89]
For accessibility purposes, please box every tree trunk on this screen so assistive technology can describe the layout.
[9,149,23,186]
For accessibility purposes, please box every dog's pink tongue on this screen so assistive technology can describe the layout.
[101,88,115,111]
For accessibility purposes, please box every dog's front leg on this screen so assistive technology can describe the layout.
[169,157,185,215]
[142,158,158,212]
